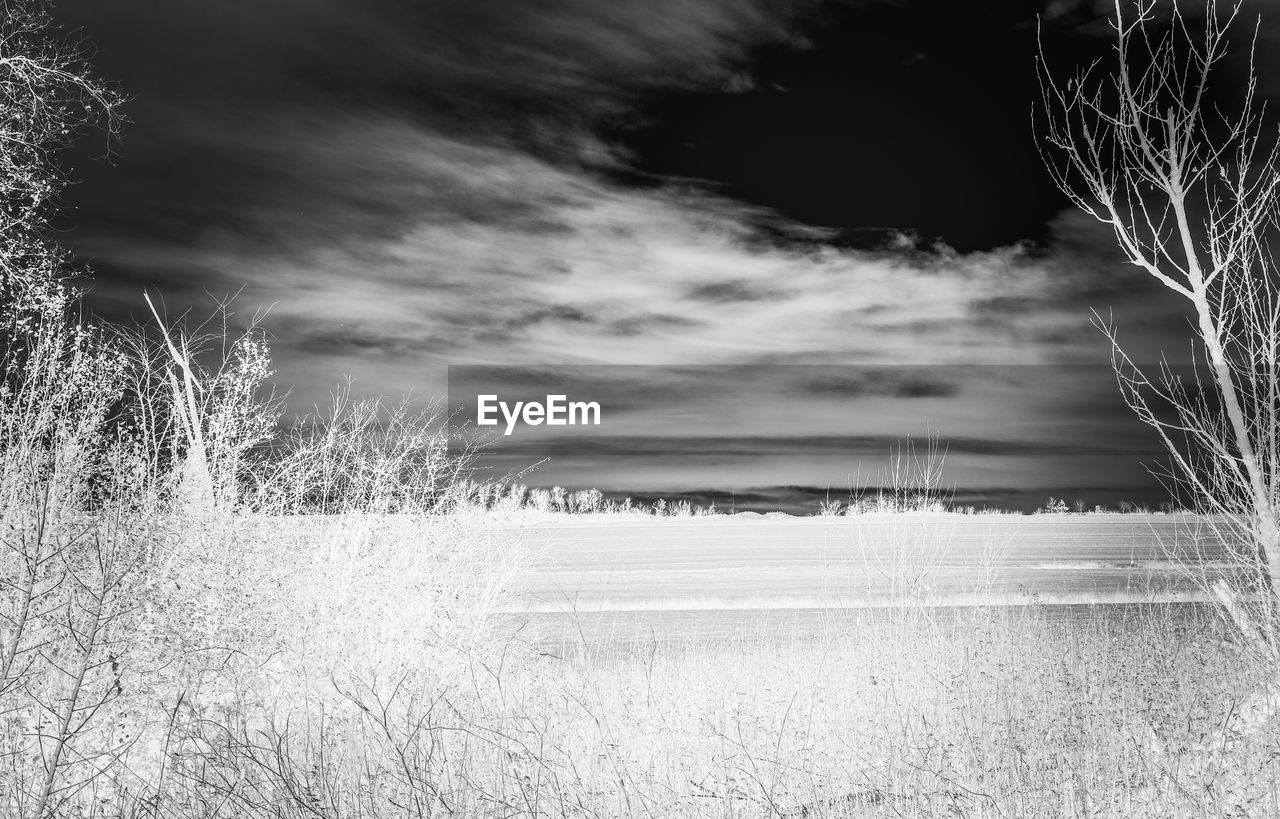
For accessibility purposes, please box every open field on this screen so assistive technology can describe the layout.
[495,513,1230,645]
[4,499,1278,817]
[462,513,1280,816]
[486,603,1278,817]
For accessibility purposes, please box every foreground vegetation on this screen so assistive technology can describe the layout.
[503,604,1278,817]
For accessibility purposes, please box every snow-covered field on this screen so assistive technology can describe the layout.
[492,512,1227,643]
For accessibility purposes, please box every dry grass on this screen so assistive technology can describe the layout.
[475,603,1280,817]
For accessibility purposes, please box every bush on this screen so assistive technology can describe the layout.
[0,290,513,818]
[1039,497,1070,514]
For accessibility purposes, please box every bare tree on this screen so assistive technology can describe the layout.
[1037,0,1280,653]
[0,0,122,323]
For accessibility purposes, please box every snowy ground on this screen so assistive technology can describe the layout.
[488,512,1228,644]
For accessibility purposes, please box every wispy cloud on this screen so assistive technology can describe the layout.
[79,113,1189,408]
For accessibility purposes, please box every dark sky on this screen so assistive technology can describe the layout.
[46,0,1280,508]
[612,1,1077,251]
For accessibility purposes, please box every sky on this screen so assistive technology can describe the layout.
[49,0,1280,510]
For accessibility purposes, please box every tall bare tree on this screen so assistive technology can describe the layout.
[1037,0,1280,653]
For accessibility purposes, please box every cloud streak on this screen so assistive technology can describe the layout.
[77,117,1189,407]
